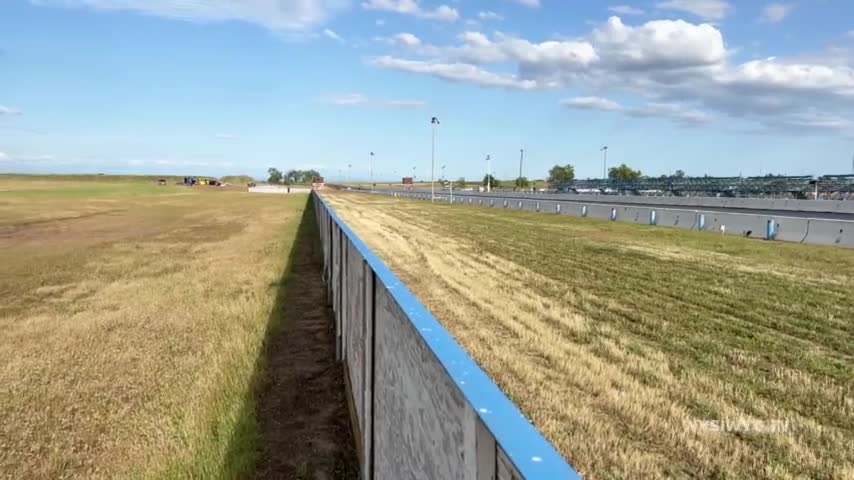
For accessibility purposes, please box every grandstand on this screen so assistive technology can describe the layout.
[554,174,854,199]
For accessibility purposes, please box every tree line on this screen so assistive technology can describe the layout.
[267,168,321,184]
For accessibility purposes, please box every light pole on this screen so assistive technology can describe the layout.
[486,155,492,193]
[441,164,446,183]
[370,152,374,190]
[519,149,524,191]
[601,146,608,180]
[431,117,440,202]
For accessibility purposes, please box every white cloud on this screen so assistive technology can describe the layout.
[562,96,622,111]
[0,105,22,115]
[367,15,854,134]
[510,0,540,8]
[478,10,504,21]
[394,32,422,46]
[375,18,385,26]
[760,3,795,23]
[29,0,349,31]
[0,152,56,163]
[361,0,459,22]
[399,30,599,72]
[608,5,645,15]
[323,28,343,42]
[656,0,732,21]
[320,93,428,108]
[562,96,713,125]
[628,102,713,124]
[385,18,715,76]
[369,56,540,90]
[215,133,238,140]
[722,59,854,93]
[591,16,726,69]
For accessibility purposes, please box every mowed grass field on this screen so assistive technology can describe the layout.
[0,176,307,478]
[324,192,854,480]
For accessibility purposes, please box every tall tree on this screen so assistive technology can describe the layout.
[514,177,531,188]
[608,164,642,181]
[267,167,283,184]
[284,169,297,185]
[281,169,322,184]
[454,177,467,189]
[482,174,500,189]
[547,164,575,183]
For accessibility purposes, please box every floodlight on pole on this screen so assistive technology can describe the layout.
[601,146,608,180]
[519,149,524,190]
[370,152,374,190]
[486,155,492,193]
[348,163,352,183]
[431,116,440,203]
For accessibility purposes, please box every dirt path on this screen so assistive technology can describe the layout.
[254,205,358,479]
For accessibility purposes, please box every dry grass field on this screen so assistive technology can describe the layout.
[324,191,854,480]
[0,176,354,479]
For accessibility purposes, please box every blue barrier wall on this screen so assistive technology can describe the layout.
[410,190,854,215]
[313,192,581,480]
[367,190,854,248]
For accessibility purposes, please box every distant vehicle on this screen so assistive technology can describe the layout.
[157,179,167,186]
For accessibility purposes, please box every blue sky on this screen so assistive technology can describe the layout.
[1,0,853,181]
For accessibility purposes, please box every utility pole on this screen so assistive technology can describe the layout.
[369,152,374,190]
[601,146,608,180]
[431,116,440,203]
[518,149,524,190]
[485,155,492,193]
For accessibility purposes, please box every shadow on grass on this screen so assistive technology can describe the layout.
[223,196,358,479]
